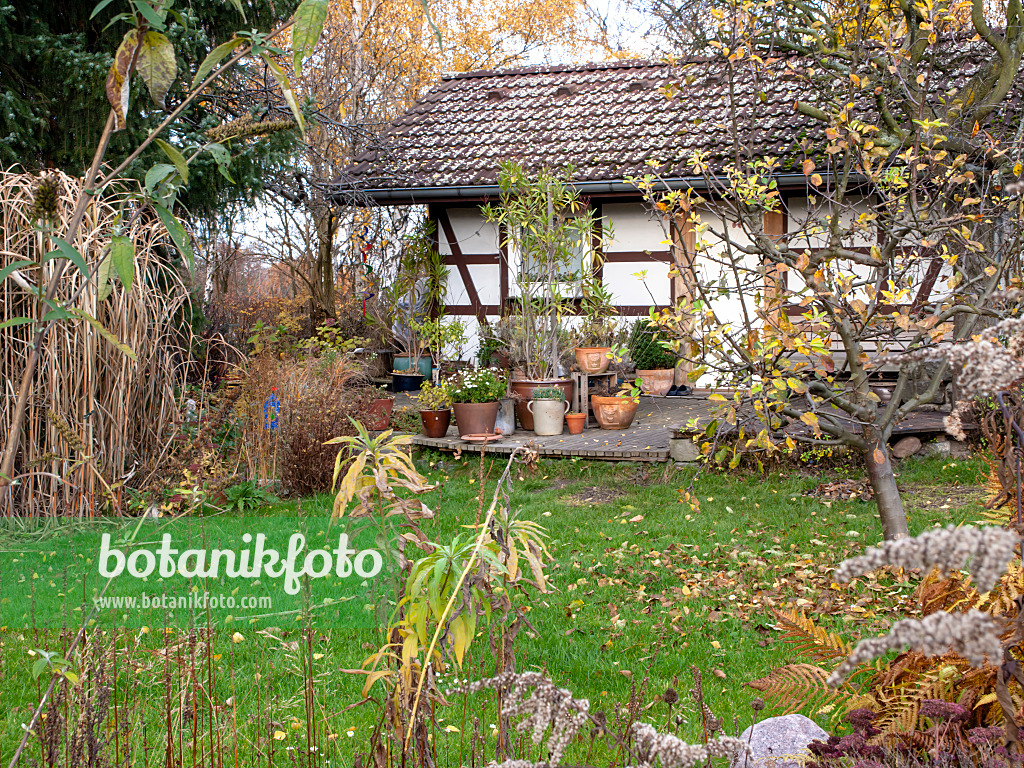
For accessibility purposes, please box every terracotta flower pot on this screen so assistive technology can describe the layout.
[509,378,574,430]
[591,395,638,430]
[574,347,611,374]
[419,409,451,438]
[367,397,394,430]
[636,368,674,396]
[452,401,499,436]
[565,412,586,434]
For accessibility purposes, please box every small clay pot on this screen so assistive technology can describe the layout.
[574,347,611,374]
[419,409,451,438]
[565,412,586,434]
[590,395,638,430]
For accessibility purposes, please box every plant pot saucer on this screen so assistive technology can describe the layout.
[460,433,503,444]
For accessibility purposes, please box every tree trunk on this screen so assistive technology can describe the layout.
[311,207,337,326]
[862,428,909,540]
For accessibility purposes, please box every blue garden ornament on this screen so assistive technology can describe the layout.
[264,390,281,430]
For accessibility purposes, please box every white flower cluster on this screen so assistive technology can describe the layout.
[828,609,1003,686]
[628,723,751,768]
[834,524,1019,592]
[464,672,589,766]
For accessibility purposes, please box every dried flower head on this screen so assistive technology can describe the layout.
[462,672,589,765]
[205,115,296,143]
[630,722,750,768]
[663,687,679,705]
[29,174,61,222]
[828,609,1002,686]
[834,524,1019,592]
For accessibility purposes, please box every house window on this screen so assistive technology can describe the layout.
[511,217,593,286]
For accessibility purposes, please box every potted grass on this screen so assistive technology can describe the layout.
[415,381,452,438]
[628,321,677,396]
[527,386,570,436]
[447,367,507,437]
[482,162,603,429]
[591,377,641,430]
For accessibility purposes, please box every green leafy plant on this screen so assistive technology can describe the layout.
[531,386,565,401]
[415,381,451,411]
[445,367,507,403]
[29,649,79,686]
[220,480,279,513]
[628,321,677,370]
[575,276,619,348]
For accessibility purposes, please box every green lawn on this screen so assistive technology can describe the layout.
[0,452,991,765]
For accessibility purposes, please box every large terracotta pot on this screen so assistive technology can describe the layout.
[636,368,674,396]
[452,401,499,436]
[574,347,611,374]
[527,398,570,436]
[591,395,638,430]
[510,378,574,430]
[367,398,394,430]
[419,409,451,438]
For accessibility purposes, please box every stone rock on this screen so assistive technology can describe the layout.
[669,436,700,463]
[892,436,922,459]
[921,439,970,458]
[732,714,829,768]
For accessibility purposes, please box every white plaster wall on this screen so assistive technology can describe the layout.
[692,208,759,335]
[786,196,877,250]
[603,262,671,305]
[438,208,500,255]
[603,203,669,253]
[466,263,501,304]
[444,265,470,307]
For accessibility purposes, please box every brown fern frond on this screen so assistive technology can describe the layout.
[916,572,978,616]
[746,663,844,717]
[771,607,852,661]
[871,662,956,739]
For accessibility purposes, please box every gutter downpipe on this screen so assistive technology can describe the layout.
[332,173,845,205]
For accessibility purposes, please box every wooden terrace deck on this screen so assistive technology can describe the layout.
[395,395,964,462]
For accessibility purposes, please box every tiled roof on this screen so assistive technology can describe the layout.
[338,51,1022,198]
[340,58,819,195]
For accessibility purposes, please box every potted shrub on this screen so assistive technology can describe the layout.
[565,411,586,434]
[447,367,507,436]
[415,381,452,438]
[628,321,677,396]
[419,315,469,380]
[482,163,603,429]
[591,378,641,430]
[527,386,569,436]
[573,277,618,374]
